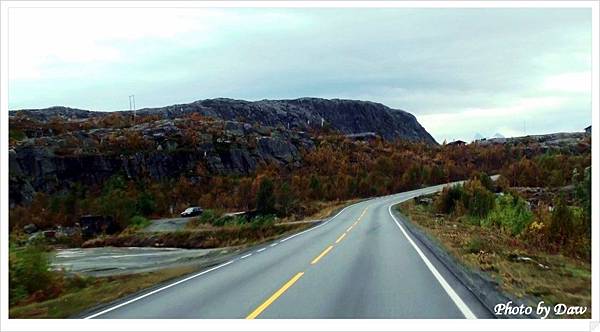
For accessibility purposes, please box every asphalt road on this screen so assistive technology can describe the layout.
[85,181,493,319]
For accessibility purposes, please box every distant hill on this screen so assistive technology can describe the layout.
[10,98,437,144]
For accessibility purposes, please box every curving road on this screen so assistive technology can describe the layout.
[85,181,492,319]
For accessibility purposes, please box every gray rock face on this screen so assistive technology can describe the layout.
[9,106,106,121]
[11,98,437,144]
[135,98,436,144]
[9,98,437,206]
[9,119,315,206]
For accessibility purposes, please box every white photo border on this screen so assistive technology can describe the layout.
[1,1,598,331]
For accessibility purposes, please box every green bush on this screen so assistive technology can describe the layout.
[482,193,533,235]
[575,166,591,236]
[474,172,495,192]
[463,180,496,218]
[251,214,276,227]
[198,209,219,224]
[129,215,150,229]
[9,244,56,305]
[435,184,465,214]
[436,180,495,218]
[549,196,575,245]
[212,215,247,227]
[465,236,484,253]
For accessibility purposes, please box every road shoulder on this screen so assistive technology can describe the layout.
[390,204,539,319]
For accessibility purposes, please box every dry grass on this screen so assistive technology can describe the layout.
[83,223,308,249]
[398,200,591,318]
[9,266,196,319]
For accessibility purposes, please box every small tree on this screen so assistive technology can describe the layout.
[549,196,574,245]
[256,177,275,214]
[276,182,295,217]
[309,175,323,200]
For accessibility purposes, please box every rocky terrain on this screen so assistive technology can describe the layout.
[475,132,587,149]
[10,97,437,143]
[9,117,313,206]
[9,98,437,207]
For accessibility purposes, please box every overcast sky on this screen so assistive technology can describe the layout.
[8,7,592,143]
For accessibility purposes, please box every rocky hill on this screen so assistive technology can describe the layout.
[10,98,436,144]
[8,98,437,207]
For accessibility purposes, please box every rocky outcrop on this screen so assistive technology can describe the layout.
[134,98,436,143]
[11,98,437,144]
[9,118,314,206]
[9,106,106,121]
[9,98,437,206]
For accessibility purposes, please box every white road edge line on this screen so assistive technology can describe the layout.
[84,199,369,318]
[387,204,477,319]
[240,253,253,259]
[83,260,235,319]
[269,243,278,247]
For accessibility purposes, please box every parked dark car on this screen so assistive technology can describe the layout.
[180,207,203,218]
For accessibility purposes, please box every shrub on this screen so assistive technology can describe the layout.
[435,184,465,214]
[256,177,275,214]
[465,236,484,253]
[474,172,495,192]
[436,180,495,218]
[463,180,496,218]
[549,196,574,245]
[129,215,150,229]
[251,214,276,227]
[575,166,591,236]
[482,193,533,235]
[9,244,58,305]
[198,209,219,225]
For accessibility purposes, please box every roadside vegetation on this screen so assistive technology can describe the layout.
[10,251,196,319]
[398,167,591,318]
[8,113,591,318]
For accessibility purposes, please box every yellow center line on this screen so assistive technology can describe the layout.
[311,245,334,265]
[335,232,347,244]
[246,272,305,319]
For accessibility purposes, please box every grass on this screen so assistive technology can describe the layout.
[9,266,196,319]
[83,222,308,249]
[398,199,591,318]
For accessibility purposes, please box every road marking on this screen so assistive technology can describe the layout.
[83,200,374,318]
[240,253,252,259]
[279,201,367,243]
[359,208,367,219]
[83,260,235,319]
[246,272,304,319]
[335,232,347,244]
[387,204,477,319]
[256,247,266,253]
[270,243,278,247]
[346,225,354,232]
[311,245,334,265]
